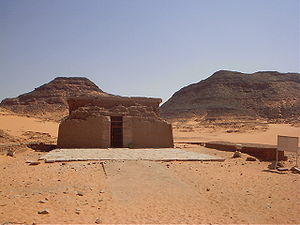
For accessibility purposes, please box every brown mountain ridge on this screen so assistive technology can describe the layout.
[160,70,300,122]
[0,77,110,116]
[1,71,300,123]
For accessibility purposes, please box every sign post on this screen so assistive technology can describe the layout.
[277,135,299,168]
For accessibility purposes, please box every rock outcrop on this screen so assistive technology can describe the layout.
[161,70,300,122]
[0,77,110,116]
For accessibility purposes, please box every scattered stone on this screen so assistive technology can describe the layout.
[277,167,288,171]
[232,151,241,158]
[76,191,84,196]
[27,142,56,152]
[99,190,105,193]
[246,157,257,161]
[61,163,66,166]
[38,200,47,203]
[75,208,81,214]
[6,150,15,157]
[95,218,102,224]
[291,166,300,174]
[29,161,41,166]
[38,209,49,214]
[206,188,210,191]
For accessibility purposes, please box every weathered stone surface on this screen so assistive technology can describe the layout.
[40,148,225,162]
[68,96,161,117]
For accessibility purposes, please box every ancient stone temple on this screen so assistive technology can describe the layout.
[57,96,174,148]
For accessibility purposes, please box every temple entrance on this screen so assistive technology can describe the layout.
[111,116,123,148]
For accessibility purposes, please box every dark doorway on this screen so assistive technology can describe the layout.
[111,116,123,148]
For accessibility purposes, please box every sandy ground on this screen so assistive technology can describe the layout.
[0,111,58,144]
[173,120,300,145]
[0,113,299,224]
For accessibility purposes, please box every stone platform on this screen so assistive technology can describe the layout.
[40,148,224,162]
[204,141,286,161]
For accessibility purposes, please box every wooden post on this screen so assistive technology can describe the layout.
[275,148,279,169]
[296,150,299,168]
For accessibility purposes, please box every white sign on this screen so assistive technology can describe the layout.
[277,136,299,152]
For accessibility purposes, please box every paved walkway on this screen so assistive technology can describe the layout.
[40,148,224,162]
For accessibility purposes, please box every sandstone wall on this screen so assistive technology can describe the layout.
[123,117,174,148]
[57,116,110,148]
[57,115,173,149]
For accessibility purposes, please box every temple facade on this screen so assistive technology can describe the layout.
[57,96,174,148]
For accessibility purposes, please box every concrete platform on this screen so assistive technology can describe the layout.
[40,148,225,162]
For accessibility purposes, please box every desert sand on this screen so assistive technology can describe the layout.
[172,118,300,145]
[0,112,299,224]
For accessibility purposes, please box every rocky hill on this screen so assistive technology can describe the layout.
[0,77,110,117]
[161,70,300,122]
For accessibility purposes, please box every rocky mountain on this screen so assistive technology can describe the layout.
[161,70,300,121]
[0,77,110,115]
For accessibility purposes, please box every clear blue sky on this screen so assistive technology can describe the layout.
[0,0,299,102]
